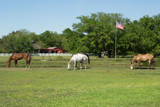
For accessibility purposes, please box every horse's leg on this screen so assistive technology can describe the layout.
[16,60,20,67]
[84,60,87,69]
[151,59,154,69]
[80,62,82,69]
[76,62,77,68]
[148,60,151,69]
[27,56,31,68]
[74,61,77,70]
[27,58,31,68]
[80,61,83,69]
[14,60,18,67]
[28,59,31,68]
[25,58,29,68]
[138,61,141,69]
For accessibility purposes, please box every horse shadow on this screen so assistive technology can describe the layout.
[134,67,156,70]
[68,67,91,71]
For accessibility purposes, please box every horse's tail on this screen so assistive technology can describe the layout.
[84,53,90,64]
[88,55,90,64]
[28,53,32,64]
[151,58,155,64]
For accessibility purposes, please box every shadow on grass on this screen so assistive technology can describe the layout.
[134,67,156,70]
[67,67,91,71]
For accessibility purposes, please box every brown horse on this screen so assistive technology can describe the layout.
[7,53,31,68]
[130,54,154,70]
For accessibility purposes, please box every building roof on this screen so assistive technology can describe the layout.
[47,47,58,50]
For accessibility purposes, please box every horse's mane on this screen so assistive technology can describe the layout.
[82,53,89,57]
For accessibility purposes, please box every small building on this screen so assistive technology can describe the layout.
[34,47,65,53]
[45,47,64,53]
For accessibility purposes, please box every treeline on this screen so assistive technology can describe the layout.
[0,12,160,57]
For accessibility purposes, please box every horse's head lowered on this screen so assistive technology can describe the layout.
[67,63,71,70]
[130,55,137,70]
[130,62,134,70]
[7,61,10,67]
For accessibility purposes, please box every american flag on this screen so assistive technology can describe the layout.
[116,21,124,30]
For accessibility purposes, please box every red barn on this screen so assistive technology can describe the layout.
[45,47,64,53]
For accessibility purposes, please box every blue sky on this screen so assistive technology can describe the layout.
[0,0,160,38]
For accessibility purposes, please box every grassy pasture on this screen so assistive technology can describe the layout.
[0,56,160,107]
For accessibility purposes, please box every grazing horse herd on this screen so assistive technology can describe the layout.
[6,52,155,70]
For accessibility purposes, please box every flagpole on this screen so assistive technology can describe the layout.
[115,27,117,60]
[115,21,124,60]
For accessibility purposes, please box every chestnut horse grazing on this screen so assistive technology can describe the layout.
[7,53,31,68]
[130,54,154,70]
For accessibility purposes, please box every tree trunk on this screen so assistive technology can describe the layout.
[98,52,102,58]
[108,49,112,58]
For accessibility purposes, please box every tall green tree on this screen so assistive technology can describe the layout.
[39,31,62,48]
[72,12,126,57]
[62,28,88,53]
[153,14,160,56]
[1,29,34,52]
[126,16,157,54]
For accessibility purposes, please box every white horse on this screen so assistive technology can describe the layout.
[67,53,90,70]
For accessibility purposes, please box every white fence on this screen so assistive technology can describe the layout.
[0,53,72,57]
[37,53,72,56]
[0,53,12,56]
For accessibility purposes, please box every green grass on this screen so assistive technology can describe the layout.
[0,56,160,106]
